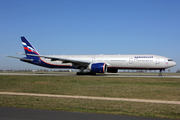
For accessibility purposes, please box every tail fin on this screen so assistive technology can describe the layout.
[21,36,40,56]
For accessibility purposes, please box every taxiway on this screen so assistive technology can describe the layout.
[0,107,170,120]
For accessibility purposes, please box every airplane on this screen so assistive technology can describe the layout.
[6,36,176,76]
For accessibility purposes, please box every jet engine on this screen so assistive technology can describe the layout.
[87,63,107,73]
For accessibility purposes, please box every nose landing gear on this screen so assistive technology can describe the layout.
[158,69,165,76]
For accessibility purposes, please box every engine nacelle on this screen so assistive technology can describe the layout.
[87,63,107,73]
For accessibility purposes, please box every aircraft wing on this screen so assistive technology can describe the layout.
[24,54,90,66]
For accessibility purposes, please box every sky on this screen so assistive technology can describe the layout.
[0,0,180,72]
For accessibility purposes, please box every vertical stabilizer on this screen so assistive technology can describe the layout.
[21,36,39,56]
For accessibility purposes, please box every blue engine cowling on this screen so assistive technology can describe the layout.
[88,63,107,73]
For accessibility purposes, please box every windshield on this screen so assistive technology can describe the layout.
[168,59,173,61]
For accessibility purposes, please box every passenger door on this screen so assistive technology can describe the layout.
[129,58,133,64]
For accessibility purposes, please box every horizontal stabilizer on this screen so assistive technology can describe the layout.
[16,53,26,55]
[6,55,33,61]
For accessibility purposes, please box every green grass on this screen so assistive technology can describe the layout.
[0,75,180,119]
[0,75,180,101]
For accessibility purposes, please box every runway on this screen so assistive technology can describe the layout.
[0,107,170,120]
[0,72,180,78]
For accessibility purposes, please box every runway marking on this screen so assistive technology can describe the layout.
[1,92,180,105]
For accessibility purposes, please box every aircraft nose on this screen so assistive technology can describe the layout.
[171,61,176,67]
[168,61,176,67]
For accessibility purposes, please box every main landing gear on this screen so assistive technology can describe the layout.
[76,72,96,75]
[76,67,96,75]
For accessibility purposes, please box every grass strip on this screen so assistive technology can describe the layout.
[0,95,180,119]
[0,75,180,101]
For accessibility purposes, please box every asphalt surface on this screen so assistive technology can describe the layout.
[0,73,180,78]
[0,107,170,120]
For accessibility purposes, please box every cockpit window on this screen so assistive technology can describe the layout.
[168,59,173,61]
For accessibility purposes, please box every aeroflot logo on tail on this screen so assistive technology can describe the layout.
[134,56,153,58]
[22,42,37,53]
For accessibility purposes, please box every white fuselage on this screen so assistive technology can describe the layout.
[40,54,176,70]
